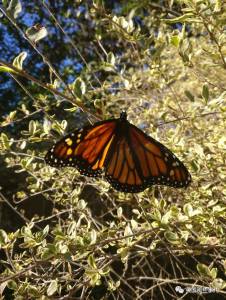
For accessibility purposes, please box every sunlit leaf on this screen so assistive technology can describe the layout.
[107,52,116,66]
[197,263,211,277]
[163,13,194,24]
[13,51,27,70]
[90,229,97,245]
[6,0,22,19]
[202,83,209,103]
[47,280,58,296]
[0,230,9,247]
[0,66,15,73]
[26,24,48,43]
[183,203,193,217]
[170,35,180,47]
[88,254,97,269]
[164,231,179,244]
[71,77,86,98]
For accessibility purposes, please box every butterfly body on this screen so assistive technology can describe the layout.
[45,112,191,193]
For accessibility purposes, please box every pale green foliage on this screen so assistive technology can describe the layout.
[26,25,48,43]
[0,0,226,299]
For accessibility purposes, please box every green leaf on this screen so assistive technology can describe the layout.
[218,136,226,150]
[113,16,134,33]
[159,198,166,210]
[107,52,116,66]
[214,0,222,12]
[124,224,133,245]
[42,225,49,238]
[6,0,22,19]
[19,140,26,150]
[3,0,8,8]
[161,211,171,225]
[178,39,192,64]
[202,83,209,103]
[19,240,38,249]
[20,224,33,236]
[90,229,97,245]
[47,280,58,296]
[43,119,51,134]
[99,266,110,276]
[170,206,180,217]
[77,199,87,210]
[163,13,194,24]
[118,16,128,29]
[149,210,161,222]
[71,77,86,98]
[93,0,104,8]
[64,106,77,112]
[0,66,15,74]
[7,280,17,290]
[183,203,193,217]
[27,285,40,297]
[132,209,140,215]
[13,51,27,70]
[58,243,68,254]
[101,62,115,72]
[29,120,37,135]
[107,279,120,291]
[8,110,17,121]
[180,230,189,242]
[0,230,9,247]
[131,219,138,229]
[185,90,195,101]
[197,263,211,277]
[212,278,226,290]
[117,207,123,218]
[88,254,97,269]
[41,248,55,260]
[89,272,101,286]
[170,35,180,47]
[26,24,48,43]
[164,231,179,244]
[0,133,11,150]
[210,268,218,279]
[190,160,199,172]
[117,247,129,263]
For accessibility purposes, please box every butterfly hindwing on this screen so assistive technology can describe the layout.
[129,125,191,188]
[105,137,146,192]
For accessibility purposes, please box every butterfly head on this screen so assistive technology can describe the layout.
[120,111,127,120]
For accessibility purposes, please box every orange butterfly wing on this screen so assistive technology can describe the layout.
[104,124,191,192]
[45,112,191,193]
[105,138,144,192]
[129,125,191,187]
[45,120,116,177]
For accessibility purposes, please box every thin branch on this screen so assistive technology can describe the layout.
[156,111,222,127]
[0,60,101,121]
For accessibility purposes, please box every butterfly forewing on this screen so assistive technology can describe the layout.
[45,121,116,177]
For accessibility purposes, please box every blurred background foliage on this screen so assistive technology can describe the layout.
[0,0,226,299]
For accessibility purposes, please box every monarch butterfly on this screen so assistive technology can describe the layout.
[45,112,191,193]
